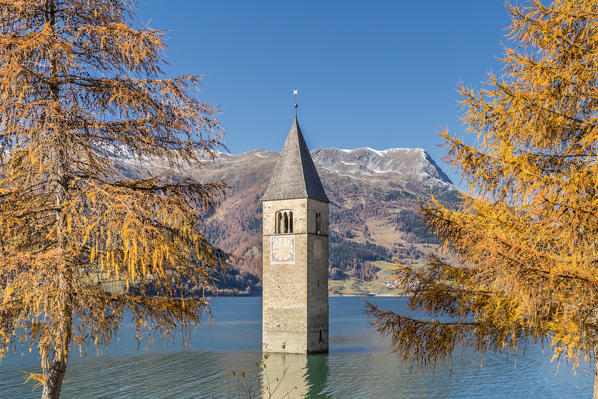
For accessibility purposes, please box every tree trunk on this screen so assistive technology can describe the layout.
[41,321,72,399]
[41,358,67,399]
[41,283,72,399]
[41,1,73,397]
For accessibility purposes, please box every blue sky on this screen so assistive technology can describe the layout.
[136,1,513,186]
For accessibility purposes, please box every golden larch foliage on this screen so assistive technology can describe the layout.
[368,0,598,395]
[0,1,228,398]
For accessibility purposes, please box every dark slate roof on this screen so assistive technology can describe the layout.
[262,118,329,203]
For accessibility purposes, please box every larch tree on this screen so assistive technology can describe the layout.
[368,0,598,396]
[0,1,227,398]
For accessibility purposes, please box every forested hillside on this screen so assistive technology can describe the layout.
[194,147,460,295]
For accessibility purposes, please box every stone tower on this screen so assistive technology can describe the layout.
[262,117,329,354]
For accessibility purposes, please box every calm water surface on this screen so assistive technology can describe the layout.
[0,296,592,398]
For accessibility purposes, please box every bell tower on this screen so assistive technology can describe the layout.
[262,116,329,354]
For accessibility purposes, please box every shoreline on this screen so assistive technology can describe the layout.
[208,294,409,298]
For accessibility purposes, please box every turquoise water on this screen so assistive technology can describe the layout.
[0,296,592,398]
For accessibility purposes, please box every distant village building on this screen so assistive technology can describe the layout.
[384,280,400,289]
[262,116,329,354]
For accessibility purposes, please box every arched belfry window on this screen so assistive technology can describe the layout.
[277,212,283,234]
[275,210,293,234]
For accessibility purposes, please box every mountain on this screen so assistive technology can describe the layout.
[193,147,461,295]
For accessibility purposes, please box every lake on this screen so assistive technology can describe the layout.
[0,296,592,398]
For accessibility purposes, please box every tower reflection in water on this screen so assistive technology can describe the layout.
[261,353,331,399]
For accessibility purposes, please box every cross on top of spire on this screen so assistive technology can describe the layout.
[293,89,298,118]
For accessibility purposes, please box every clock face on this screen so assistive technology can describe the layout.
[271,235,295,264]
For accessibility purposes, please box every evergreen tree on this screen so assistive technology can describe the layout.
[369,0,598,396]
[0,1,226,397]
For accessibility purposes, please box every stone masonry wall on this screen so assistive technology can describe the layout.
[262,198,329,354]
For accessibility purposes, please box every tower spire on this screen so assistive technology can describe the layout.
[262,117,329,203]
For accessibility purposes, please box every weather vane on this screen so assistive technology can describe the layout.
[292,89,298,117]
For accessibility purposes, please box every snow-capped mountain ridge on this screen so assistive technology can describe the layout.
[212,146,452,186]
[312,147,452,185]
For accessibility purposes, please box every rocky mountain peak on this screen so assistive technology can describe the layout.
[311,147,452,186]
